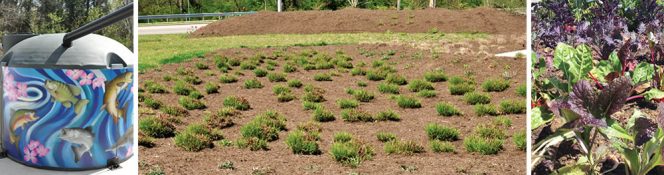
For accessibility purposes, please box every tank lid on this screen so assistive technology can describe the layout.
[0,33,134,69]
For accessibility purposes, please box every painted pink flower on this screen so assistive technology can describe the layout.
[16,83,27,97]
[66,70,83,80]
[125,145,133,157]
[28,140,40,150]
[23,147,37,164]
[6,87,18,101]
[36,145,49,157]
[79,72,94,86]
[3,74,14,90]
[92,77,105,89]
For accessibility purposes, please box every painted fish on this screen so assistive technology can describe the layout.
[59,127,94,163]
[105,126,133,153]
[45,80,89,115]
[102,72,132,123]
[8,109,38,148]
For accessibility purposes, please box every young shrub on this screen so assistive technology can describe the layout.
[195,62,208,70]
[499,99,526,114]
[176,67,193,75]
[435,103,462,116]
[371,60,384,68]
[333,132,353,143]
[407,79,434,92]
[302,101,323,110]
[357,81,368,87]
[474,104,500,116]
[330,140,374,168]
[287,79,303,88]
[160,106,188,116]
[463,135,503,155]
[376,132,397,142]
[430,140,455,153]
[313,73,332,81]
[423,70,447,82]
[341,109,374,122]
[481,79,510,92]
[173,80,194,96]
[204,108,237,129]
[516,84,527,97]
[144,81,167,93]
[417,90,437,98]
[513,131,526,151]
[183,75,203,85]
[143,98,162,109]
[244,79,264,89]
[352,89,375,102]
[219,74,238,83]
[253,68,268,77]
[375,110,400,121]
[312,108,336,122]
[493,116,512,127]
[377,83,400,94]
[366,70,387,81]
[475,125,507,140]
[188,90,204,99]
[448,76,465,85]
[425,123,459,141]
[384,140,425,155]
[386,74,407,85]
[267,72,287,82]
[223,96,251,110]
[139,116,175,138]
[464,92,491,105]
[396,96,422,108]
[285,130,320,155]
[239,61,257,70]
[204,82,219,94]
[174,124,222,152]
[337,99,359,109]
[315,61,335,70]
[449,83,475,95]
[240,111,287,141]
[350,68,367,76]
[235,137,269,151]
[302,88,326,102]
[277,92,296,102]
[179,96,206,110]
[272,85,291,95]
[283,64,297,73]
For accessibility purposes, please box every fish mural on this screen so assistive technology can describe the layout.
[1,67,134,169]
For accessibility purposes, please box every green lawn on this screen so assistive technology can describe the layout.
[138,32,488,70]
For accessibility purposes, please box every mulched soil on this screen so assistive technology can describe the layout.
[138,37,527,174]
[191,8,525,37]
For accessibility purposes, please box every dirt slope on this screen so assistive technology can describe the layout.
[192,8,525,37]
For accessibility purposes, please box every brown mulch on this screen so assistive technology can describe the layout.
[191,8,525,37]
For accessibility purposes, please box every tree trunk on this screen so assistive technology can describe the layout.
[396,0,400,10]
[429,0,435,8]
[277,0,282,12]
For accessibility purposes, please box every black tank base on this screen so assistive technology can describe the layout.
[106,157,121,170]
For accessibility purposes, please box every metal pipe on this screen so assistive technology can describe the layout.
[62,2,134,48]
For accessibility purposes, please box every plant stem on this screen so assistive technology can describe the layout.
[626,95,644,102]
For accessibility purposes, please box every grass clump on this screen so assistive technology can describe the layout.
[267,72,287,82]
[475,125,507,140]
[253,68,268,77]
[341,109,374,122]
[516,84,527,97]
[493,116,512,127]
[235,137,269,151]
[435,103,462,116]
[357,81,368,87]
[384,140,425,155]
[481,79,510,92]
[195,62,208,70]
[160,106,188,116]
[302,101,323,110]
[377,83,400,94]
[464,92,491,105]
[423,70,447,82]
[139,116,175,138]
[474,104,500,116]
[417,90,437,98]
[375,110,400,121]
[430,140,455,153]
[499,99,526,114]
[329,133,374,168]
[313,73,332,81]
[173,80,194,96]
[204,83,219,94]
[240,111,287,141]
[244,79,264,89]
[144,81,167,93]
[272,85,291,95]
[285,129,321,155]
[183,75,202,85]
[386,74,407,85]
[366,70,388,81]
[337,99,359,109]
[287,79,303,88]
[178,96,206,110]
[463,135,504,155]
[283,64,298,73]
[277,93,296,102]
[302,86,326,102]
[351,89,375,102]
[312,108,336,122]
[448,76,465,85]
[425,123,459,141]
[219,74,238,83]
[513,131,526,151]
[395,96,421,108]
[449,83,475,95]
[223,96,251,110]
[350,68,367,76]
[204,107,238,129]
[143,97,162,109]
[174,124,223,152]
[188,90,204,99]
[376,132,397,142]
[407,79,434,92]
[333,132,353,143]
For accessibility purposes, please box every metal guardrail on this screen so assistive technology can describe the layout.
[138,12,256,22]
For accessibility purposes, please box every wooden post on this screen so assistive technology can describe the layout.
[277,0,283,12]
[429,0,435,8]
[397,0,401,10]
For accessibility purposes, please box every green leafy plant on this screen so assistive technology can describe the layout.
[499,99,526,114]
[425,123,459,141]
[464,92,491,105]
[449,83,475,95]
[424,70,447,82]
[435,103,462,116]
[244,79,264,89]
[223,96,251,110]
[139,116,175,138]
[384,140,425,155]
[430,140,455,153]
[178,96,206,110]
[376,132,397,142]
[287,79,303,88]
[378,83,400,94]
[407,79,434,92]
[337,99,359,109]
[396,96,421,108]
[341,109,374,122]
[474,104,499,116]
[375,110,400,121]
[481,79,510,92]
[312,108,336,122]
[219,74,238,83]
[253,68,268,77]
